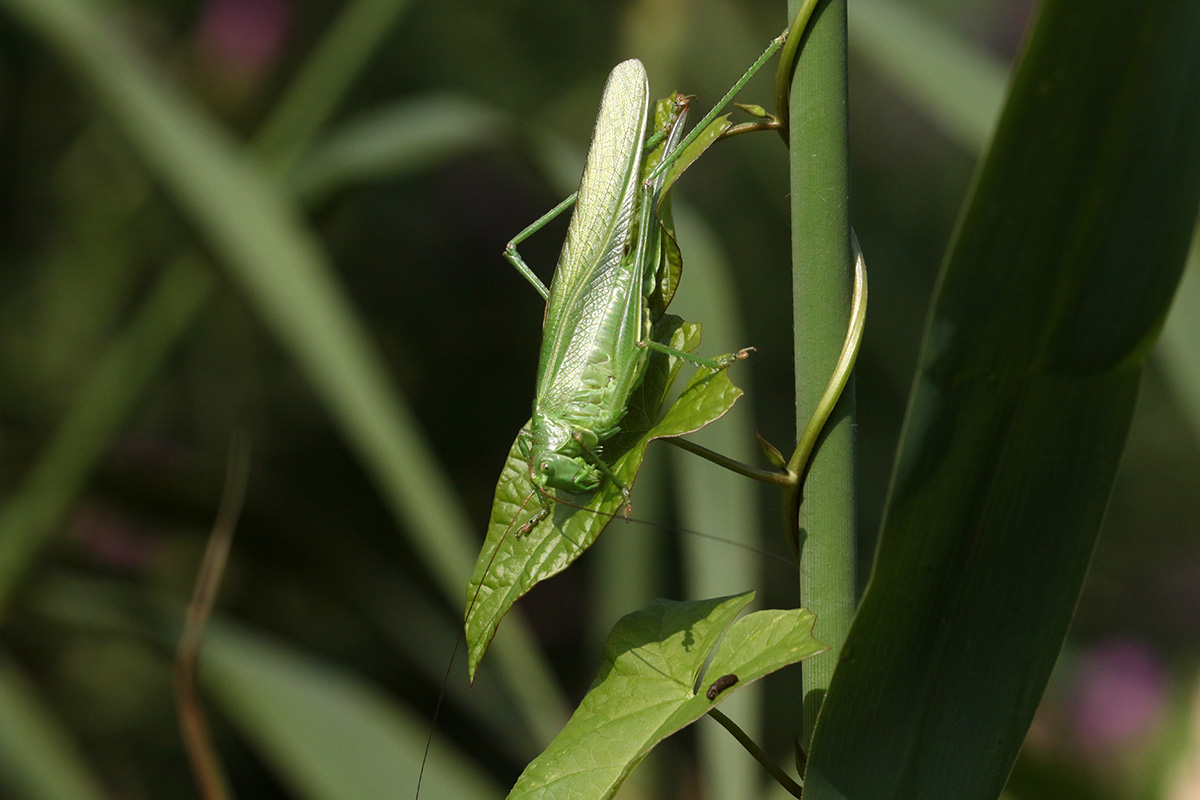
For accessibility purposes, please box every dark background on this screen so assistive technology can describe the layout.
[1,0,1198,797]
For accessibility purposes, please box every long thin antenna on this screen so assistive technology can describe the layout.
[416,488,537,798]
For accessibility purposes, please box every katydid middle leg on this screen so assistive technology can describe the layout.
[503,192,578,300]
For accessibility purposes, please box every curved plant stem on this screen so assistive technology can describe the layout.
[774,0,824,138]
[708,708,804,798]
[663,436,794,486]
[784,239,867,550]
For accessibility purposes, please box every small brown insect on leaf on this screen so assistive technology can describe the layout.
[705,673,738,700]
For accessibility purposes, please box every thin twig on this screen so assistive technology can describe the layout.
[175,434,252,800]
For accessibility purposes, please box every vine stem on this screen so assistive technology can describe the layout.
[708,708,804,798]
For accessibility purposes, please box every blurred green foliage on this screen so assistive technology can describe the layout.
[0,0,1198,798]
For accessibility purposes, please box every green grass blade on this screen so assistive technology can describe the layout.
[0,0,414,604]
[0,258,213,610]
[0,0,452,599]
[804,1,1200,797]
[0,0,569,740]
[3,0,474,595]
[202,623,503,800]
[0,653,108,800]
[254,0,416,173]
[289,94,510,202]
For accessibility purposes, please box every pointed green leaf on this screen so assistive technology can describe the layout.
[507,593,824,799]
[804,1,1200,798]
[653,204,684,314]
[290,94,510,201]
[733,102,770,119]
[466,319,745,679]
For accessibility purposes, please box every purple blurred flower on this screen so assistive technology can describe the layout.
[194,0,291,76]
[1072,638,1167,755]
[69,503,160,570]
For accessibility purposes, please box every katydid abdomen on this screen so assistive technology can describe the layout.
[526,58,708,501]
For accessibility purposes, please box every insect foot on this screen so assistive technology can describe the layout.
[517,506,549,536]
[619,487,633,520]
[714,346,756,369]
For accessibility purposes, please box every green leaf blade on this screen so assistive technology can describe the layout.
[804,1,1200,797]
[0,654,108,800]
[507,593,823,800]
[466,320,746,679]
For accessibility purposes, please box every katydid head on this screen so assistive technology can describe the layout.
[529,451,601,494]
[529,416,603,493]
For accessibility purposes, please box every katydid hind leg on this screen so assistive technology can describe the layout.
[630,37,778,376]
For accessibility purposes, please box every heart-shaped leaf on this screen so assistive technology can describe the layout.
[507,592,824,799]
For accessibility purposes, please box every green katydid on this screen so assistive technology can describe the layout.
[415,44,790,799]
[463,35,798,680]
[419,10,866,796]
[511,63,745,521]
